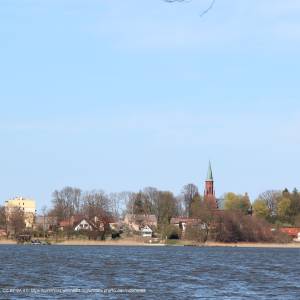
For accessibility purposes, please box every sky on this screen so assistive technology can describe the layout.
[1,0,300,211]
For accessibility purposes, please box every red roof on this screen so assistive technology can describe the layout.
[0,229,7,236]
[59,220,73,227]
[59,215,85,227]
[280,227,300,237]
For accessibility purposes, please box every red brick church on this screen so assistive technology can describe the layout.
[204,161,218,209]
[170,162,219,230]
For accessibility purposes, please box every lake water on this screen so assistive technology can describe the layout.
[0,245,299,299]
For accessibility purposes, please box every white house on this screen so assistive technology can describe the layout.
[73,219,95,231]
[141,225,152,238]
[124,214,157,231]
[294,232,300,242]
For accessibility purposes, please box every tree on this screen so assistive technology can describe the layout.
[131,192,147,215]
[189,194,203,217]
[125,189,157,216]
[156,191,177,225]
[214,211,273,243]
[82,190,111,220]
[125,188,178,225]
[51,187,82,222]
[224,192,251,214]
[0,206,6,229]
[277,197,292,223]
[109,193,122,218]
[8,207,26,236]
[41,205,48,238]
[143,187,159,217]
[182,183,199,216]
[290,188,300,221]
[188,198,215,243]
[253,199,269,219]
[257,190,281,217]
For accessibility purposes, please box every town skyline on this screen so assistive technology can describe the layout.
[1,160,298,213]
[1,1,300,209]
[1,2,300,299]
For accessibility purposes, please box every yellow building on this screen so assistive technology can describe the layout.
[5,197,36,228]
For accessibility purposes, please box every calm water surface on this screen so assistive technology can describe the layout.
[0,245,299,299]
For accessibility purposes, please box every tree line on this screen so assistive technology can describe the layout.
[0,185,299,242]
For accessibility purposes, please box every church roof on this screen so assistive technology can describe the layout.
[206,161,213,181]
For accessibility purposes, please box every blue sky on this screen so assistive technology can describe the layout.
[1,0,300,210]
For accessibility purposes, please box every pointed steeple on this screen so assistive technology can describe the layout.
[206,161,213,181]
[204,161,217,209]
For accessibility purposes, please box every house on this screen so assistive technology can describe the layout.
[5,197,36,228]
[35,216,57,231]
[0,229,7,238]
[91,215,116,231]
[58,215,83,231]
[58,215,115,232]
[73,218,96,232]
[141,225,153,238]
[294,233,300,242]
[124,214,157,231]
[280,227,300,238]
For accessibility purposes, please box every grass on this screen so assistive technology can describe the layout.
[165,239,199,246]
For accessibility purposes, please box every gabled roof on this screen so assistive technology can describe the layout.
[73,218,97,230]
[141,225,152,232]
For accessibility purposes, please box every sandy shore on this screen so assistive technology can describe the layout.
[0,239,17,245]
[57,240,300,248]
[55,239,164,246]
[204,241,300,248]
[1,239,300,248]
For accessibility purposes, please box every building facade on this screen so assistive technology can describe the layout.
[5,197,36,228]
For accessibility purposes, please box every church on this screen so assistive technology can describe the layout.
[204,161,218,209]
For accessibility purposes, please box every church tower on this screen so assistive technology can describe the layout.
[204,161,218,209]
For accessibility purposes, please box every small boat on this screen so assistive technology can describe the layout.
[31,239,42,245]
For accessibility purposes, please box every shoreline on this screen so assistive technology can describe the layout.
[1,239,300,248]
[203,241,300,248]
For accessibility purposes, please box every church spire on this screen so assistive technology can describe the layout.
[204,161,217,209]
[206,161,213,181]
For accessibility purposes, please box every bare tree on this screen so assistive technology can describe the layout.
[182,183,199,216]
[51,187,82,222]
[41,205,48,238]
[109,192,131,218]
[257,190,281,217]
[0,206,6,228]
[117,191,135,217]
[82,190,111,220]
[125,192,139,215]
[175,194,185,216]
[0,206,8,237]
[8,207,26,236]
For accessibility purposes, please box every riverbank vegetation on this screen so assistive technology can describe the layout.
[0,185,299,243]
